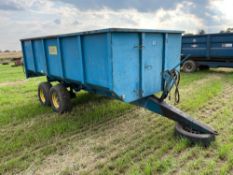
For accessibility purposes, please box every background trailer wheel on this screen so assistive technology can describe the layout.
[182,60,197,73]
[38,82,52,106]
[49,84,72,114]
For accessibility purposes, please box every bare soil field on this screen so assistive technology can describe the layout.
[0,51,22,64]
[0,51,22,59]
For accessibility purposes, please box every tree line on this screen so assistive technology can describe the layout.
[0,50,18,53]
[184,28,233,36]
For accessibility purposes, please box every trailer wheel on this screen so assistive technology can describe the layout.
[69,89,76,99]
[50,84,72,114]
[38,82,52,106]
[182,60,197,73]
[175,123,215,146]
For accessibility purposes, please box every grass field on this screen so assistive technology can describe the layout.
[1,64,233,175]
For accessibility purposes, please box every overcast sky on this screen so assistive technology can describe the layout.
[0,0,232,50]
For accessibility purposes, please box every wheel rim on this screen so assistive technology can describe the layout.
[186,63,192,71]
[39,89,46,103]
[52,92,60,109]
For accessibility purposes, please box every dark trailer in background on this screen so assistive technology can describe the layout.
[181,33,233,72]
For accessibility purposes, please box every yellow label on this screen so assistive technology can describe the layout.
[49,46,58,55]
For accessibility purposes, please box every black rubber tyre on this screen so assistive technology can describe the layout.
[69,90,76,99]
[38,82,52,106]
[49,84,72,114]
[182,60,197,73]
[175,123,215,147]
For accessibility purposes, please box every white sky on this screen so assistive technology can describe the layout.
[0,0,232,50]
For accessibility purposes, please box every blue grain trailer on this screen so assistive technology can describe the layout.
[21,28,217,145]
[182,33,233,72]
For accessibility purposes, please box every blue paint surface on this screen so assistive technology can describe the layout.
[32,40,46,73]
[112,33,140,101]
[82,34,109,87]
[23,41,34,71]
[60,36,84,82]
[45,39,62,77]
[141,33,163,97]
[21,28,182,102]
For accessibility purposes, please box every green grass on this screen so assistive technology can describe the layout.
[1,65,233,174]
[0,65,133,174]
[180,71,208,87]
[179,80,223,111]
[218,144,231,160]
[0,64,25,83]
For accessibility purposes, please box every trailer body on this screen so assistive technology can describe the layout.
[21,28,181,102]
[182,33,233,70]
[21,28,217,145]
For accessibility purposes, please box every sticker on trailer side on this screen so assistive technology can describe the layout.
[49,46,58,55]
[222,43,233,48]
